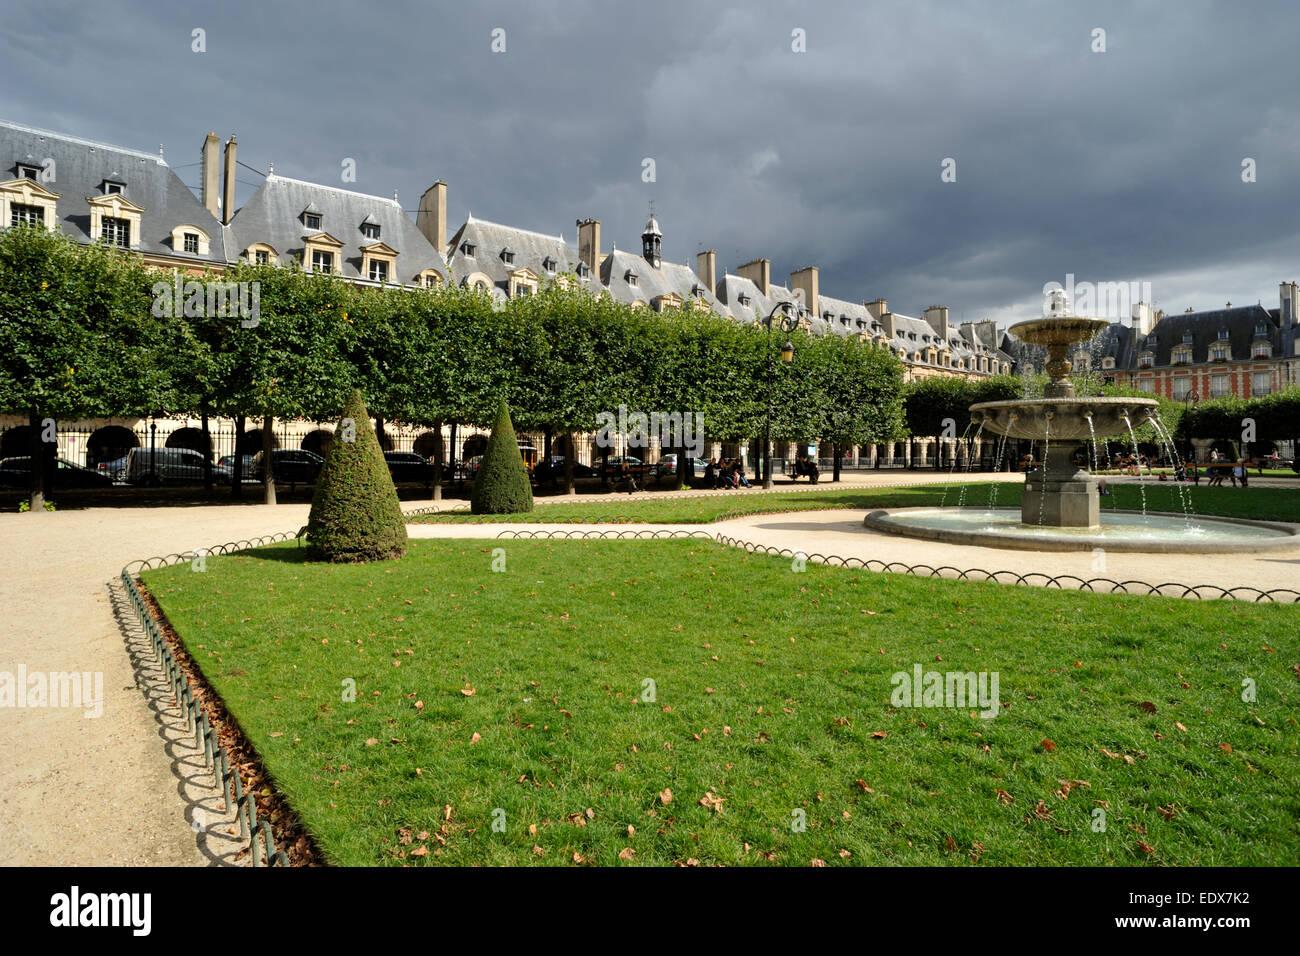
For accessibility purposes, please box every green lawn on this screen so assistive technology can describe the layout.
[410,481,1300,525]
[142,539,1300,866]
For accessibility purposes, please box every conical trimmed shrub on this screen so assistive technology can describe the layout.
[471,398,534,514]
[306,390,408,561]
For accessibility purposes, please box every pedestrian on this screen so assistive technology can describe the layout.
[1233,461,1245,488]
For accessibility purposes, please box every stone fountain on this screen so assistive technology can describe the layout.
[968,290,1158,528]
[859,289,1298,552]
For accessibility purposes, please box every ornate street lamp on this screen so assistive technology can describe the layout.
[762,302,800,489]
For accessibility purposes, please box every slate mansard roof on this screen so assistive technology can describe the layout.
[0,119,227,265]
[445,215,592,296]
[227,174,448,283]
[600,248,727,315]
[1133,304,1282,365]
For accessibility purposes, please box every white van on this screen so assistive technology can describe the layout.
[124,447,230,486]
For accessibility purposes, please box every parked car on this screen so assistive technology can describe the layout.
[97,454,130,481]
[0,456,115,490]
[217,454,260,483]
[384,451,437,485]
[123,447,230,486]
[251,449,323,488]
[460,443,541,479]
[654,453,708,478]
[597,455,644,477]
[537,455,597,479]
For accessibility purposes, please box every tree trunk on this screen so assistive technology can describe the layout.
[262,415,277,505]
[430,419,443,500]
[833,442,842,482]
[563,431,576,495]
[27,411,46,513]
[232,414,246,499]
[201,404,213,492]
[449,422,460,491]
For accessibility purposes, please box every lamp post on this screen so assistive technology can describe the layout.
[762,302,799,489]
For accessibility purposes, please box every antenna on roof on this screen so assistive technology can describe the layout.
[268,162,274,175]
[394,188,399,202]
[158,144,165,162]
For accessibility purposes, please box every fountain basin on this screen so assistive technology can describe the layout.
[862,507,1300,553]
[970,396,1160,441]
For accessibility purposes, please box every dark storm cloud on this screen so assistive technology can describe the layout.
[3,0,1299,323]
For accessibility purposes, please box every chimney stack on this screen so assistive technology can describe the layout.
[866,298,888,320]
[221,134,237,225]
[577,219,601,275]
[738,258,770,297]
[790,266,819,318]
[417,182,448,255]
[923,305,950,341]
[696,250,716,291]
[200,131,220,219]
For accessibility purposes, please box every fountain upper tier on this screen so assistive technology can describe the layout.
[970,397,1158,441]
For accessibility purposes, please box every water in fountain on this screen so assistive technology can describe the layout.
[988,432,1010,509]
[1149,415,1194,523]
[1122,414,1149,519]
[956,423,984,509]
[1037,417,1052,526]
[939,422,973,509]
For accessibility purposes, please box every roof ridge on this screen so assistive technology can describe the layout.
[463,215,566,243]
[0,118,166,165]
[266,173,401,206]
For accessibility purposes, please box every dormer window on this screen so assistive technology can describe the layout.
[1172,345,1191,364]
[691,284,704,298]
[16,163,40,180]
[10,204,44,227]
[1253,342,1271,358]
[311,249,334,274]
[625,270,638,287]
[304,213,321,231]
[738,293,751,306]
[360,222,381,241]
[500,248,515,264]
[460,241,476,257]
[1254,323,1269,337]
[1139,351,1154,369]
[575,261,589,277]
[101,180,125,196]
[1182,332,1194,345]
[1102,356,1116,370]
[1210,344,1228,361]
[368,259,388,282]
[1217,328,1230,340]
[183,232,199,254]
[100,216,130,248]
[542,256,557,273]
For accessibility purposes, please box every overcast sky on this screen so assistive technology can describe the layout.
[4,0,1299,326]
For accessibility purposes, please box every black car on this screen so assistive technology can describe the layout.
[0,456,115,490]
[251,449,324,487]
[384,451,438,485]
[536,455,597,479]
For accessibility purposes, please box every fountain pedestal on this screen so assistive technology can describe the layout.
[1023,446,1098,527]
